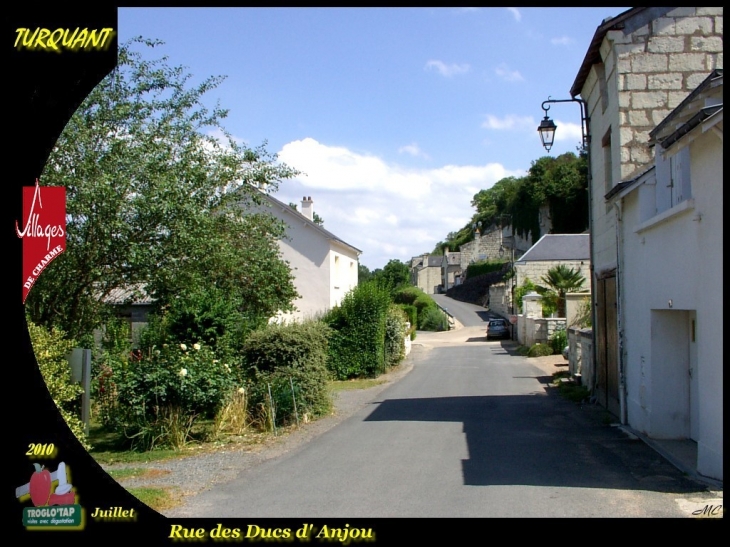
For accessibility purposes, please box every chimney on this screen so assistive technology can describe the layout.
[301,196,314,221]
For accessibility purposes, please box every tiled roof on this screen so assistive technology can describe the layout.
[517,234,590,262]
[102,284,154,305]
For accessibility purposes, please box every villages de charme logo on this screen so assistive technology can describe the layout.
[16,179,66,304]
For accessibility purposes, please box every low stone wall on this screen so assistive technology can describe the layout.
[568,327,594,390]
[488,281,510,318]
[523,317,566,347]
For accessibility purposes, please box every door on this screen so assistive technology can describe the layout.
[596,276,620,417]
[689,311,698,441]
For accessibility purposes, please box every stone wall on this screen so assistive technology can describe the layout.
[607,7,724,179]
[488,281,511,318]
[416,266,442,294]
[568,328,594,390]
[515,260,590,292]
[459,227,503,270]
[565,292,592,329]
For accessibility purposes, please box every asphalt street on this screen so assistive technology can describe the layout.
[169,296,718,520]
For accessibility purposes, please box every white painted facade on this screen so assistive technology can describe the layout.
[615,72,723,481]
[571,7,723,432]
[261,194,361,322]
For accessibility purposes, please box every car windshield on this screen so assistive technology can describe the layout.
[490,321,505,327]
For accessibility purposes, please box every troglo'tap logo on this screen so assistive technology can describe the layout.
[17,460,84,529]
[16,179,66,303]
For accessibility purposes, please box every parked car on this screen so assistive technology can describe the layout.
[486,318,510,340]
[562,345,569,361]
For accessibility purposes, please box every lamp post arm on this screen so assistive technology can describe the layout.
[541,97,590,150]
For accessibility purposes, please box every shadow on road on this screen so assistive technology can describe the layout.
[363,393,707,493]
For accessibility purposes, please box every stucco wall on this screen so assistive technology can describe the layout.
[620,120,723,480]
[329,243,359,309]
[266,203,359,322]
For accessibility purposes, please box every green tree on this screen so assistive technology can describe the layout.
[539,265,587,318]
[27,37,300,340]
[358,263,373,284]
[373,259,410,293]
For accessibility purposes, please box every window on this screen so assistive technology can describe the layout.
[603,128,613,212]
[654,145,691,216]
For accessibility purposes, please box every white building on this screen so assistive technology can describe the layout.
[262,194,361,322]
[570,6,723,418]
[609,70,723,481]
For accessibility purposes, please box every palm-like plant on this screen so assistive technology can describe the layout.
[539,265,586,318]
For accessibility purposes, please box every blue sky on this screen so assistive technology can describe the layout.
[118,7,630,270]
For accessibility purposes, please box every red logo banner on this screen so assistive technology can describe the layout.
[16,179,66,304]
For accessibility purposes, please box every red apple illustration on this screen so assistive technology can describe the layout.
[29,463,52,507]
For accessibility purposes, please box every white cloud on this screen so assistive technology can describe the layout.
[482,114,535,131]
[274,138,524,269]
[495,63,524,82]
[551,119,584,144]
[551,35,574,46]
[425,60,470,78]
[398,143,429,159]
[507,8,521,22]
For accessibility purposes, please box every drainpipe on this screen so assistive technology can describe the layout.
[614,199,627,425]
[582,103,598,401]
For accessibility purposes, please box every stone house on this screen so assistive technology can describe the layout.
[458,223,530,272]
[606,69,723,481]
[410,254,443,294]
[262,194,362,322]
[569,6,723,419]
[441,249,462,291]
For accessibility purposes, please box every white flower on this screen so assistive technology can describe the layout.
[179,368,188,378]
[180,343,187,351]
[238,387,245,395]
[224,364,231,373]
[193,343,201,351]
[213,359,219,364]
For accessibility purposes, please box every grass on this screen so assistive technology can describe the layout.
[125,487,179,512]
[89,374,393,468]
[106,468,171,481]
[551,371,591,403]
[329,378,386,392]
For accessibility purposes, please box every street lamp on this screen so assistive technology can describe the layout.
[538,96,590,151]
[538,95,596,389]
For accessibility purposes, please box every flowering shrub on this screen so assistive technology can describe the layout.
[26,321,90,450]
[112,341,239,449]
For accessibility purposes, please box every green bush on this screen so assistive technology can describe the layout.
[139,286,258,366]
[392,286,424,306]
[514,278,537,313]
[420,307,449,331]
[27,321,90,450]
[243,320,333,429]
[93,317,132,429]
[549,327,568,355]
[112,341,238,450]
[384,305,408,368]
[466,259,508,279]
[324,281,391,379]
[398,304,417,340]
[527,343,554,357]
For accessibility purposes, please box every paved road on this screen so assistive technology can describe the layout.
[169,296,718,521]
[430,293,494,327]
